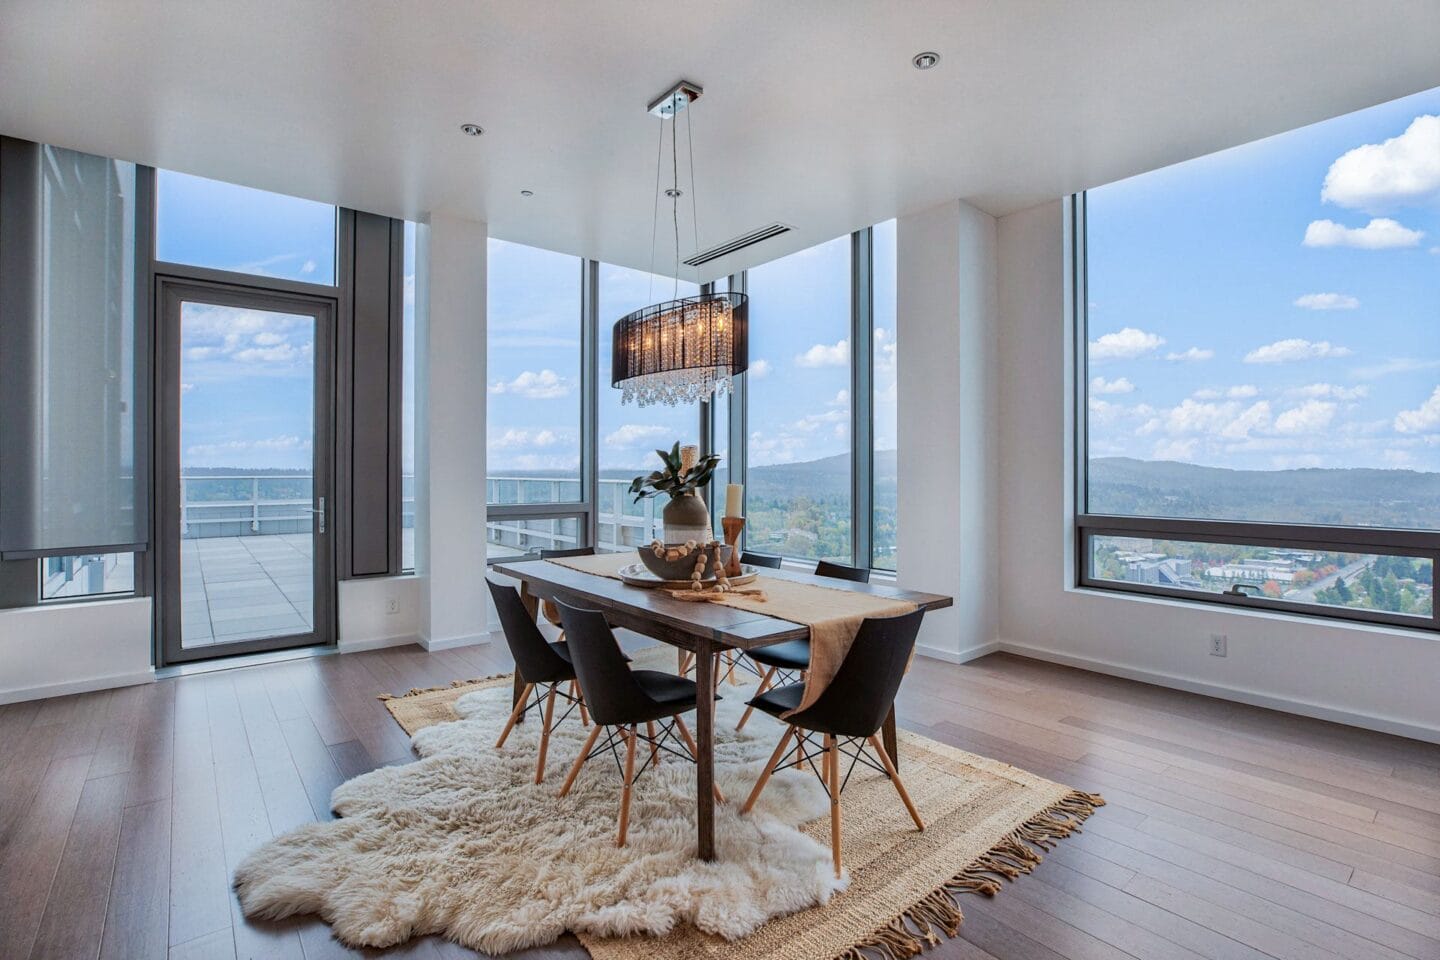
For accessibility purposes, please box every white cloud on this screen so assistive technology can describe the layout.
[1273,400,1337,435]
[1089,327,1165,361]
[1395,386,1440,434]
[1293,292,1359,310]
[604,423,671,447]
[1161,399,1271,440]
[1302,218,1424,249]
[1090,376,1135,395]
[1432,246,1440,255]
[1287,382,1368,401]
[488,369,573,399]
[300,259,318,275]
[1243,339,1352,364]
[795,339,850,367]
[828,389,849,406]
[1164,347,1214,362]
[748,358,772,379]
[1226,384,1259,399]
[1354,358,1440,380]
[490,428,561,449]
[186,435,310,460]
[1321,114,1440,211]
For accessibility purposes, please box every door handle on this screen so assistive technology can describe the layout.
[312,496,326,534]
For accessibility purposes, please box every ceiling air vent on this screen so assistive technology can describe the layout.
[683,222,792,267]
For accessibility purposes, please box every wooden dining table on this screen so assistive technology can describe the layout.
[491,557,954,861]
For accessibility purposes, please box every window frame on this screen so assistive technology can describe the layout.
[1071,193,1440,633]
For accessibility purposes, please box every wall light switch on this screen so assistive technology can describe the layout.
[1210,634,1228,657]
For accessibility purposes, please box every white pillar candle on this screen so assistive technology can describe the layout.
[725,483,743,518]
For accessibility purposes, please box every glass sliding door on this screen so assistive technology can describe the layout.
[157,280,335,662]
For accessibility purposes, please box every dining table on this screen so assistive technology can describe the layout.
[490,556,954,861]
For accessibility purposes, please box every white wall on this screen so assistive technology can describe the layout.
[414,214,491,651]
[0,598,153,703]
[337,576,420,652]
[896,199,1000,662]
[996,200,1440,743]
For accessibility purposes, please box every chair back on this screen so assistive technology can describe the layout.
[540,547,596,559]
[741,552,782,569]
[485,579,574,684]
[554,600,655,726]
[793,608,925,738]
[814,559,871,583]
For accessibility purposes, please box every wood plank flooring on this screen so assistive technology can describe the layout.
[1,644,1436,960]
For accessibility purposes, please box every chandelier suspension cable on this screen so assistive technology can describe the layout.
[686,102,699,263]
[671,106,681,301]
[647,117,664,304]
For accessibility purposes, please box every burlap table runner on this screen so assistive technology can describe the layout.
[543,552,916,714]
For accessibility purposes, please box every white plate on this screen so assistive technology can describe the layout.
[618,563,760,589]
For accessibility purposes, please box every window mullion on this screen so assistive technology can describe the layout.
[851,229,873,570]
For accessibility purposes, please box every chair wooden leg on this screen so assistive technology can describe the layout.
[869,734,924,831]
[742,725,794,813]
[678,651,693,676]
[496,683,534,748]
[572,680,590,727]
[735,666,777,731]
[647,720,660,766]
[559,723,603,797]
[826,734,842,878]
[617,725,638,847]
[723,650,737,685]
[674,714,726,805]
[534,684,559,783]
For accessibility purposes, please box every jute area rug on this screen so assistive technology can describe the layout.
[237,648,1101,959]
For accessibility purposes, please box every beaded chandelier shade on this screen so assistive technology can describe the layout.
[611,292,748,406]
[613,80,749,406]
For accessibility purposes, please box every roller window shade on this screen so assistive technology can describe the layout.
[0,138,146,558]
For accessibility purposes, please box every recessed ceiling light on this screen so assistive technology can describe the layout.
[460,123,484,136]
[520,189,534,197]
[912,51,940,70]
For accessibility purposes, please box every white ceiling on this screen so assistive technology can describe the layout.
[2,1,1439,282]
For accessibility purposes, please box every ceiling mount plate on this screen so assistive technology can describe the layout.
[647,79,703,118]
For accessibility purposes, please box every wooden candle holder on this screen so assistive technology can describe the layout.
[721,517,745,577]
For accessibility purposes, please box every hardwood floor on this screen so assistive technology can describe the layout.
[1,643,1436,960]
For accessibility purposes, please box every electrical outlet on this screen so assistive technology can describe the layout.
[385,597,400,615]
[1209,633,1228,657]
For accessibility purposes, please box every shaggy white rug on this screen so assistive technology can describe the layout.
[234,665,844,952]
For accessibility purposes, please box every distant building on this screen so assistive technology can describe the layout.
[1117,553,1194,587]
[1205,557,1297,584]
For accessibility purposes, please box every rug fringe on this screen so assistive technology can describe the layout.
[837,789,1105,960]
[377,673,510,701]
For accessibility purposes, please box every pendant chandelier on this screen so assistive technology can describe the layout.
[612,80,748,407]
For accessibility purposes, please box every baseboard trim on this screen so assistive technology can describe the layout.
[916,641,1001,666]
[418,633,493,652]
[339,634,420,654]
[0,669,155,705]
[998,640,1440,745]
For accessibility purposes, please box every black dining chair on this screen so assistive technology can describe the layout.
[741,607,926,878]
[486,579,590,783]
[538,547,597,639]
[740,552,783,569]
[555,600,725,846]
[734,559,872,731]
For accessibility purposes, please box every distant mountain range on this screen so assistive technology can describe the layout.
[1088,457,1440,527]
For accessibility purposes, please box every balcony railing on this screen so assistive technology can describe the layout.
[177,473,653,556]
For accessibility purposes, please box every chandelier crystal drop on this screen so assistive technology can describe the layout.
[612,80,749,406]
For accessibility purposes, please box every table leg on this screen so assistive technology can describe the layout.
[882,704,899,772]
[694,638,716,861]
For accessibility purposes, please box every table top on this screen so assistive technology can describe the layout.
[490,557,954,651]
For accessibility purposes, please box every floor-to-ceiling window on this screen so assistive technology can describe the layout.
[744,236,854,563]
[485,240,584,556]
[597,264,700,550]
[1077,84,1440,629]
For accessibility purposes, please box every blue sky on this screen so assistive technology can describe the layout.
[1087,85,1440,472]
[158,171,334,471]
